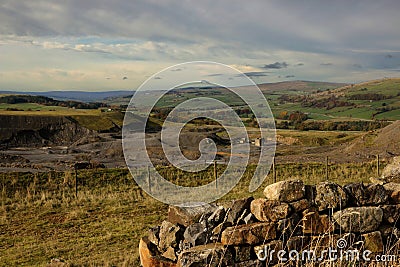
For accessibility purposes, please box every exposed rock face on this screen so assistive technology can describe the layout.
[263,179,305,202]
[0,115,91,148]
[314,182,348,211]
[333,207,383,233]
[250,199,291,222]
[139,179,400,266]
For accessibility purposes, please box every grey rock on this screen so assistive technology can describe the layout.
[315,182,348,211]
[177,243,233,267]
[225,197,254,224]
[158,220,184,252]
[383,182,400,204]
[207,205,226,227]
[333,207,383,233]
[148,226,160,246]
[168,203,217,227]
[183,222,208,247]
[344,183,388,206]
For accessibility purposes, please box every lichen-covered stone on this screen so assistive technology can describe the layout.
[231,245,252,263]
[333,207,383,233]
[380,204,400,226]
[263,180,305,202]
[290,198,311,212]
[177,243,233,267]
[139,237,177,267]
[224,197,254,224]
[302,209,333,234]
[221,222,276,246]
[361,231,384,253]
[183,222,208,247]
[250,198,291,222]
[315,182,348,211]
[277,213,302,239]
[344,183,388,206]
[383,182,400,204]
[286,236,309,251]
[168,203,217,227]
[159,220,184,252]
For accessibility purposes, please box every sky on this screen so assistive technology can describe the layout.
[0,0,400,91]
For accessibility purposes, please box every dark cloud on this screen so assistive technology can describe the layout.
[352,63,362,68]
[262,62,288,69]
[243,71,269,77]
[385,54,394,58]
[320,63,333,66]
[285,75,295,78]
[296,63,304,66]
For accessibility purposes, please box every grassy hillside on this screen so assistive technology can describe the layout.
[273,78,400,121]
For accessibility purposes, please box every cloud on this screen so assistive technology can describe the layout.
[285,75,295,78]
[1,1,400,90]
[352,63,362,68]
[262,62,289,69]
[243,71,269,77]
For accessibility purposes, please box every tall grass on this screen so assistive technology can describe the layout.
[0,161,387,266]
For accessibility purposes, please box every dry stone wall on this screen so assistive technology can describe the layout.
[139,179,400,266]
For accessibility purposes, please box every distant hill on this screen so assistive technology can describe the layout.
[274,78,400,121]
[257,80,347,92]
[0,90,134,102]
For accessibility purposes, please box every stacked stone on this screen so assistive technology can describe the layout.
[139,180,400,267]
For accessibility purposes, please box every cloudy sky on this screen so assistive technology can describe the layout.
[0,0,399,91]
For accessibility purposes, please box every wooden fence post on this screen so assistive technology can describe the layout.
[273,157,276,183]
[214,161,218,189]
[147,166,151,193]
[74,169,78,198]
[376,154,380,177]
[325,156,329,181]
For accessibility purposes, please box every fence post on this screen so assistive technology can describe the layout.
[325,156,329,181]
[273,157,276,183]
[376,154,380,177]
[74,169,78,198]
[147,166,151,193]
[214,161,218,189]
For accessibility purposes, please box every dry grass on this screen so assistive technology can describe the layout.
[0,161,390,266]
